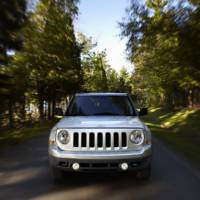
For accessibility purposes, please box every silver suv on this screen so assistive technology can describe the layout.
[49,93,152,181]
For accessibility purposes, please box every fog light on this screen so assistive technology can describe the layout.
[72,163,80,171]
[120,162,128,171]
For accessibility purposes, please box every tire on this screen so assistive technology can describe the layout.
[51,167,64,183]
[135,164,151,180]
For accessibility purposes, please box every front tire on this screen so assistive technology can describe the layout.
[135,164,151,180]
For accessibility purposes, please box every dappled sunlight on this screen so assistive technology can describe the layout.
[161,109,197,128]
[145,122,161,128]
[32,184,106,200]
[159,113,174,120]
[149,108,161,113]
[54,115,63,119]
[145,107,198,129]
[145,107,200,169]
[0,168,43,186]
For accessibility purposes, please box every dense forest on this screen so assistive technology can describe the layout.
[120,0,200,108]
[0,0,200,128]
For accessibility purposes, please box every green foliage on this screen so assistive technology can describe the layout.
[3,0,200,130]
[78,33,116,92]
[106,67,119,92]
[78,33,136,93]
[118,68,133,93]
[0,0,27,127]
[0,0,82,127]
[0,0,26,64]
[82,50,109,91]
[120,0,200,108]
[144,107,200,168]
[19,0,82,120]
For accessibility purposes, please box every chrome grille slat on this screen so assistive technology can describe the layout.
[73,131,127,150]
[119,132,122,148]
[110,132,114,149]
[86,132,90,149]
[95,133,98,150]
[102,132,106,150]
[78,132,82,148]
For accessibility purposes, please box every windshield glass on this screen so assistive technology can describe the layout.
[67,95,136,116]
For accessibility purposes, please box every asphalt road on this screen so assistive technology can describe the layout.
[0,133,200,200]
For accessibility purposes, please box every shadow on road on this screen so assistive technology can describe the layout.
[0,155,152,200]
[0,133,200,200]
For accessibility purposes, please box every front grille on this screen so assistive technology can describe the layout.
[73,131,127,150]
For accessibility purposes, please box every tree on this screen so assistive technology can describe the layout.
[21,0,81,121]
[106,67,119,92]
[82,50,109,92]
[120,0,200,108]
[118,67,132,93]
[78,33,111,92]
[0,0,27,127]
[0,0,26,64]
[177,1,200,106]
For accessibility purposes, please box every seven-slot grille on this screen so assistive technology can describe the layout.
[73,132,127,150]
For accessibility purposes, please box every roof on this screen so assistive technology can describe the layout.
[75,92,128,96]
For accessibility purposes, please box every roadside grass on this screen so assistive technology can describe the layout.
[143,108,200,169]
[0,118,60,147]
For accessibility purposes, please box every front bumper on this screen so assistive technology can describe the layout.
[49,145,152,171]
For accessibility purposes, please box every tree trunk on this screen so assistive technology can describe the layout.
[0,110,2,128]
[188,89,193,108]
[48,99,52,120]
[20,96,26,123]
[8,99,14,128]
[37,81,45,122]
[100,58,108,91]
[39,96,44,122]
[52,96,55,120]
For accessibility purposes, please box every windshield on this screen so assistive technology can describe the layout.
[66,95,136,116]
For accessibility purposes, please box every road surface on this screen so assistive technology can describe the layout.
[0,133,200,200]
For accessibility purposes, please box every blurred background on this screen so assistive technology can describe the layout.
[0,0,200,167]
[1,1,200,200]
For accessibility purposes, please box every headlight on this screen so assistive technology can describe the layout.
[57,130,70,144]
[129,129,144,145]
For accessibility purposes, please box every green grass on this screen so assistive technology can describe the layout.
[143,107,200,169]
[0,119,59,147]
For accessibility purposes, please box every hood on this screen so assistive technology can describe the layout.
[55,116,144,129]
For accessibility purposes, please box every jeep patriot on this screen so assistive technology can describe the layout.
[48,93,152,181]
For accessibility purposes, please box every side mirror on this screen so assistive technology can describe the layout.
[139,108,148,116]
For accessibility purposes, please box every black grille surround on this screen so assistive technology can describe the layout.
[73,131,127,150]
